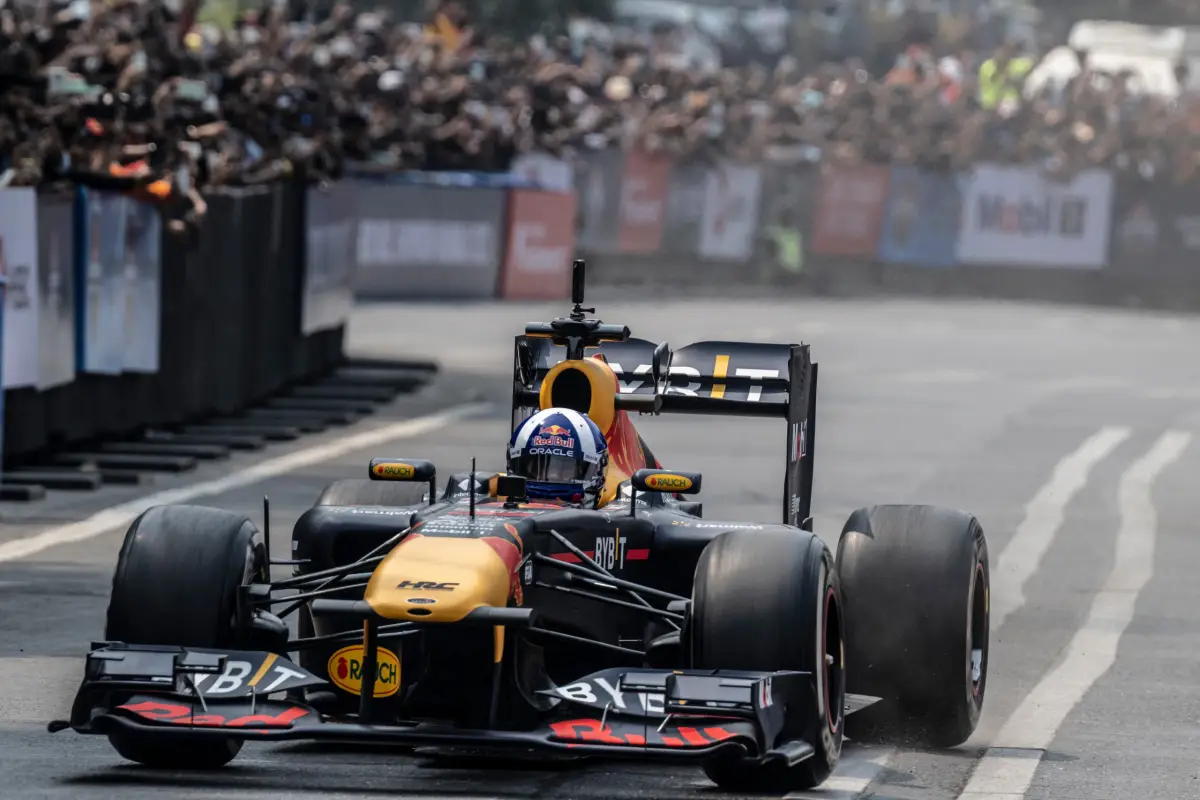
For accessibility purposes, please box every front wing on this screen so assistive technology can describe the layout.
[55,643,879,766]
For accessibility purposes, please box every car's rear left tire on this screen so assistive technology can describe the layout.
[316,478,429,507]
[837,504,989,749]
[104,504,267,768]
[690,528,844,792]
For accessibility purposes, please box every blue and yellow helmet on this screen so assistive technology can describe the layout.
[507,408,609,507]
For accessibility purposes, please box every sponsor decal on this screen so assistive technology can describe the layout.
[644,473,693,492]
[976,194,1087,237]
[327,644,401,697]
[182,654,314,698]
[549,718,737,748]
[527,446,576,457]
[594,528,627,570]
[791,420,807,462]
[530,425,576,450]
[606,362,779,401]
[346,507,412,516]
[556,677,666,715]
[395,580,458,591]
[372,462,416,480]
[118,699,309,729]
[670,520,765,530]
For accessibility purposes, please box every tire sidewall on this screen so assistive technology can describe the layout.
[808,542,843,775]
[961,527,989,731]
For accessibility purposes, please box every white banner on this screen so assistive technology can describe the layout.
[699,163,763,262]
[122,200,161,373]
[511,152,574,193]
[80,190,127,375]
[0,188,40,389]
[956,164,1113,268]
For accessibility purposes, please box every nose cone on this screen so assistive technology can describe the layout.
[364,535,512,622]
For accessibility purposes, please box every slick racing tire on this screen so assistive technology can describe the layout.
[691,529,844,792]
[316,478,429,507]
[104,504,268,769]
[837,505,989,749]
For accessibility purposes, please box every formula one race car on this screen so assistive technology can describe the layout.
[54,260,990,792]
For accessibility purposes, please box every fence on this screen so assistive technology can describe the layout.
[0,177,356,493]
[333,150,1200,309]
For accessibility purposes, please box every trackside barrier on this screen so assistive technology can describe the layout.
[0,175,366,496]
[339,151,1200,311]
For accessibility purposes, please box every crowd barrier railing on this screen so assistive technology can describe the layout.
[331,149,1200,308]
[0,174,423,502]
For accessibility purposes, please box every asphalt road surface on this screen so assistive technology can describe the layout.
[3,294,1200,799]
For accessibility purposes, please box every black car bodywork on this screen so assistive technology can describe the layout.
[54,262,990,789]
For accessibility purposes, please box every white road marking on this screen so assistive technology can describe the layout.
[959,430,1192,799]
[990,426,1131,630]
[785,746,894,799]
[0,403,490,564]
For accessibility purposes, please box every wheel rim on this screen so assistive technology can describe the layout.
[969,562,989,703]
[824,587,845,733]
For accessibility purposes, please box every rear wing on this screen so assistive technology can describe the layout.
[511,336,817,528]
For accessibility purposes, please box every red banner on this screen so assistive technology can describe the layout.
[498,189,578,300]
[811,163,890,256]
[617,149,670,254]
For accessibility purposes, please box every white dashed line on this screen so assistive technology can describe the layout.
[990,426,1131,631]
[0,403,490,563]
[959,430,1192,799]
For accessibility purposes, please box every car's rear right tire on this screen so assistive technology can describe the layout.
[104,504,267,769]
[690,528,844,792]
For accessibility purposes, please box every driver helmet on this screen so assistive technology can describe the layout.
[507,408,609,507]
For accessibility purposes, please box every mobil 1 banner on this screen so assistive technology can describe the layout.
[77,189,127,374]
[36,193,76,389]
[955,164,1113,268]
[1109,178,1200,274]
[574,149,623,254]
[353,182,505,299]
[0,188,39,389]
[303,182,357,334]
[660,160,707,257]
[122,199,161,373]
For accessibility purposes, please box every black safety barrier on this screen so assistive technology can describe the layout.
[1,177,346,466]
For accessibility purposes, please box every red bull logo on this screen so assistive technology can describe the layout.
[533,424,575,448]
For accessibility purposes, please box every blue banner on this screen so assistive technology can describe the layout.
[122,200,161,373]
[877,167,962,267]
[75,189,127,374]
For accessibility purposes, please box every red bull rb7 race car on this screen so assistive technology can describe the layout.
[52,261,990,792]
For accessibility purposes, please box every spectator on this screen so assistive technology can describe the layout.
[5,0,1200,202]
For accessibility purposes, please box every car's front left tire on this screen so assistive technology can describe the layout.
[104,504,268,768]
[690,528,844,792]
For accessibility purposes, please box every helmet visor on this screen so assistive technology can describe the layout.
[513,452,592,484]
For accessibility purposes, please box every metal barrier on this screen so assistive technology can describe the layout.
[328,149,1196,309]
[0,176,390,501]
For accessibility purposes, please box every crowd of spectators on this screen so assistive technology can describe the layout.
[3,0,1200,205]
